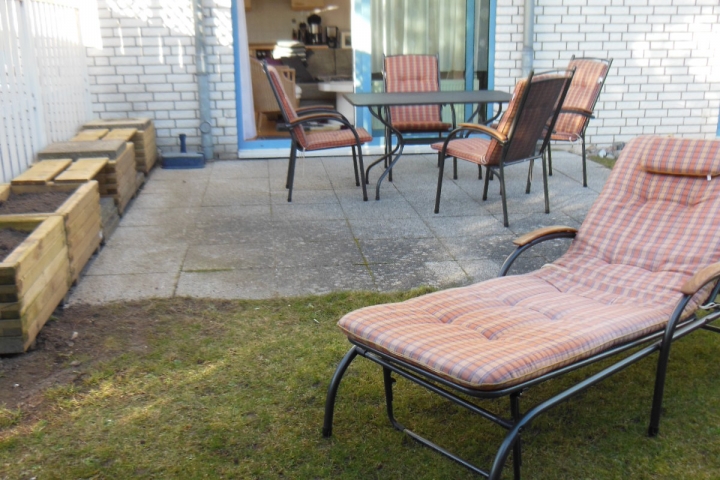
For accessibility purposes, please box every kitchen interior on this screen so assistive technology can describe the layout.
[244,0,353,138]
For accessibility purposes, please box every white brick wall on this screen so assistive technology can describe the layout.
[87,0,237,159]
[87,0,719,156]
[497,0,720,147]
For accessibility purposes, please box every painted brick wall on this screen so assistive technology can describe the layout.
[86,0,237,159]
[495,0,720,147]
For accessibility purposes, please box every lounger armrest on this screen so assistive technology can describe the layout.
[500,226,578,277]
[560,107,594,118]
[457,123,508,143]
[681,262,720,295]
[513,226,579,247]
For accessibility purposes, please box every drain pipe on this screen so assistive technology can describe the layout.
[193,0,213,161]
[521,0,535,76]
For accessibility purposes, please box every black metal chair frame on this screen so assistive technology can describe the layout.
[435,69,574,228]
[547,56,613,187]
[323,227,720,479]
[263,61,369,202]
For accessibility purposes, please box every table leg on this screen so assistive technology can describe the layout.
[364,106,404,200]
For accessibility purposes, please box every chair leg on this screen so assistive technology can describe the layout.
[351,146,360,187]
[581,135,588,187]
[287,143,297,202]
[547,142,553,176]
[542,152,550,214]
[322,346,359,438]
[453,157,458,180]
[478,164,483,180]
[435,153,446,214]
[499,165,509,228]
[526,159,534,194]
[482,167,491,201]
[356,144,369,201]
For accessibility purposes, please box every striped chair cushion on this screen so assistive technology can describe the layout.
[304,127,372,151]
[266,65,309,147]
[429,79,529,166]
[552,58,610,139]
[339,136,720,391]
[385,55,451,133]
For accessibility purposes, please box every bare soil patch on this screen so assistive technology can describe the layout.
[0,302,155,414]
[0,228,30,262]
[0,191,72,215]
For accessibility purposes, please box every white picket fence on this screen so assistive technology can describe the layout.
[0,0,96,183]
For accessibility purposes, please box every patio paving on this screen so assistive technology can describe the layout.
[68,149,610,304]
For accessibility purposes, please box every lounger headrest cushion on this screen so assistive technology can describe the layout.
[641,137,720,177]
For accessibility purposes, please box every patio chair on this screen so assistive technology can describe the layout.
[431,69,574,227]
[323,135,720,479]
[264,61,372,202]
[383,54,453,137]
[547,56,613,187]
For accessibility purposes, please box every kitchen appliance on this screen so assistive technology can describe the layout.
[307,14,322,44]
[325,26,339,48]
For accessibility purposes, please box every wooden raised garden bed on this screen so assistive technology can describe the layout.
[0,216,71,354]
[36,139,138,215]
[0,182,102,284]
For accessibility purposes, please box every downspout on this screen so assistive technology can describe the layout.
[193,0,213,160]
[521,0,534,76]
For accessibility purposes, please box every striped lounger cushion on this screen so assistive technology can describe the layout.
[338,136,720,391]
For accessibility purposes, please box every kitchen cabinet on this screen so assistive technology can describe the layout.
[291,0,324,11]
[244,0,251,10]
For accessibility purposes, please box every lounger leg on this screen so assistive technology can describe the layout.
[287,143,297,202]
[547,142,553,176]
[383,367,405,431]
[323,346,359,437]
[581,135,588,187]
[352,146,360,187]
[510,393,523,480]
[435,153,445,214]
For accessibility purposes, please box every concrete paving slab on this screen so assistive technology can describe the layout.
[67,148,611,304]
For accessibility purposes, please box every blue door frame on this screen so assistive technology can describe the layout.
[232,0,497,154]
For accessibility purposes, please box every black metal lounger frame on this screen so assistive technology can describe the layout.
[323,229,720,479]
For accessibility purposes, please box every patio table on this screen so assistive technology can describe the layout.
[344,90,513,200]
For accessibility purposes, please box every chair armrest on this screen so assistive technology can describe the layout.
[513,226,579,247]
[296,105,336,113]
[287,112,354,130]
[560,107,594,118]
[681,262,720,295]
[457,123,507,143]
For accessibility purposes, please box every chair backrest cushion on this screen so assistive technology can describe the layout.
[384,55,443,128]
[265,64,309,147]
[543,136,720,314]
[553,58,610,137]
[484,72,571,165]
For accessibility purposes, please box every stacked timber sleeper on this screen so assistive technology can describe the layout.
[81,118,158,174]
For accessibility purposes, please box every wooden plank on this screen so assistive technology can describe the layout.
[11,160,73,185]
[7,183,78,194]
[103,128,137,142]
[37,140,126,160]
[82,118,152,130]
[54,159,108,183]
[70,129,109,142]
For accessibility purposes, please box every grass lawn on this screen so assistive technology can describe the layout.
[1,292,720,479]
